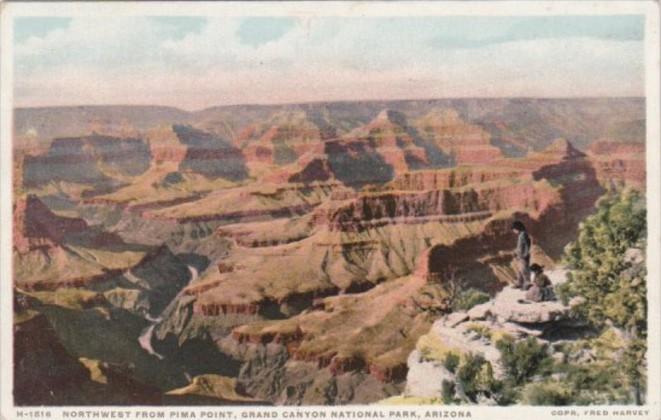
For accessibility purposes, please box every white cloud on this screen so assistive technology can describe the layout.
[13,17,644,110]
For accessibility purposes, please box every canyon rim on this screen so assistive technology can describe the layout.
[1,2,660,420]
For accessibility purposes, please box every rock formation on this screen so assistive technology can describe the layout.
[588,140,645,189]
[13,195,191,308]
[82,125,246,212]
[403,270,586,400]
[13,290,165,405]
[22,134,152,191]
[14,194,88,253]
[14,306,93,405]
[345,109,430,172]
[12,98,646,406]
[237,111,330,168]
[147,138,606,405]
[415,108,503,165]
[164,374,271,405]
[173,124,248,181]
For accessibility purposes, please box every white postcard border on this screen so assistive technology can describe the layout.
[1,2,659,420]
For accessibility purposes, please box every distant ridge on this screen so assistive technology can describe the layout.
[15,96,644,114]
[15,98,645,155]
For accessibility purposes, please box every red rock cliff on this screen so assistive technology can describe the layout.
[587,140,645,189]
[14,195,88,253]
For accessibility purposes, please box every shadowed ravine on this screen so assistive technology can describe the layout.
[138,265,198,361]
[12,99,645,405]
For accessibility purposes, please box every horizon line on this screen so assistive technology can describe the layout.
[13,95,646,114]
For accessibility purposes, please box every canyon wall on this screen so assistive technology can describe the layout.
[12,99,644,406]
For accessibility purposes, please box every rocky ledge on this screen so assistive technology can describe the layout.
[404,270,586,399]
[465,273,571,325]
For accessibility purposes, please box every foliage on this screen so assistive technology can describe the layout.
[452,288,490,312]
[434,268,489,312]
[520,381,573,405]
[466,323,492,341]
[496,333,636,405]
[550,361,633,405]
[441,379,457,404]
[443,352,460,374]
[563,190,646,334]
[496,336,552,385]
[429,191,648,407]
[492,380,518,406]
[554,281,572,306]
[562,190,647,404]
[416,332,455,362]
[623,337,647,404]
[456,353,496,403]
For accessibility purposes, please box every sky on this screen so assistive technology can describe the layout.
[13,15,645,110]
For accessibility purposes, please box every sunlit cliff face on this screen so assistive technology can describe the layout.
[11,95,644,405]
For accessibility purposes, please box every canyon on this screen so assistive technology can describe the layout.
[12,98,645,405]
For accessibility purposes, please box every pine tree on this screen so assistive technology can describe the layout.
[563,189,647,403]
[564,190,646,332]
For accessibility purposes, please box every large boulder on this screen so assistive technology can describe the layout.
[404,350,452,398]
[470,269,573,324]
[402,269,589,401]
[486,287,571,324]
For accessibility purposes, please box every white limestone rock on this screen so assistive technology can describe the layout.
[485,286,572,324]
[444,311,469,327]
[467,303,491,320]
[404,350,452,398]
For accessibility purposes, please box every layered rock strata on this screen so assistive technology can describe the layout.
[14,194,88,253]
[415,108,503,165]
[151,139,604,405]
[588,140,645,189]
[22,135,152,189]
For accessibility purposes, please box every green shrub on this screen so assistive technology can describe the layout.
[562,190,647,404]
[441,379,457,404]
[466,324,492,341]
[456,353,483,402]
[493,379,518,406]
[563,190,646,333]
[456,353,495,402]
[554,281,574,306]
[553,362,633,405]
[443,352,460,374]
[521,381,573,405]
[453,288,490,311]
[496,336,552,385]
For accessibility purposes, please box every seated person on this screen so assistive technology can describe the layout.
[525,263,555,302]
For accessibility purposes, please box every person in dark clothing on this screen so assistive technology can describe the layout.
[511,221,531,289]
[525,263,554,302]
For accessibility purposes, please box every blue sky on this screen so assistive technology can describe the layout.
[236,17,298,47]
[15,15,643,46]
[426,15,643,47]
[14,17,71,43]
[13,15,644,109]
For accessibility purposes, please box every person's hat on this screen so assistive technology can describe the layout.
[511,221,526,231]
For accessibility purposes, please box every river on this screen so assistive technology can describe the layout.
[137,265,198,360]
